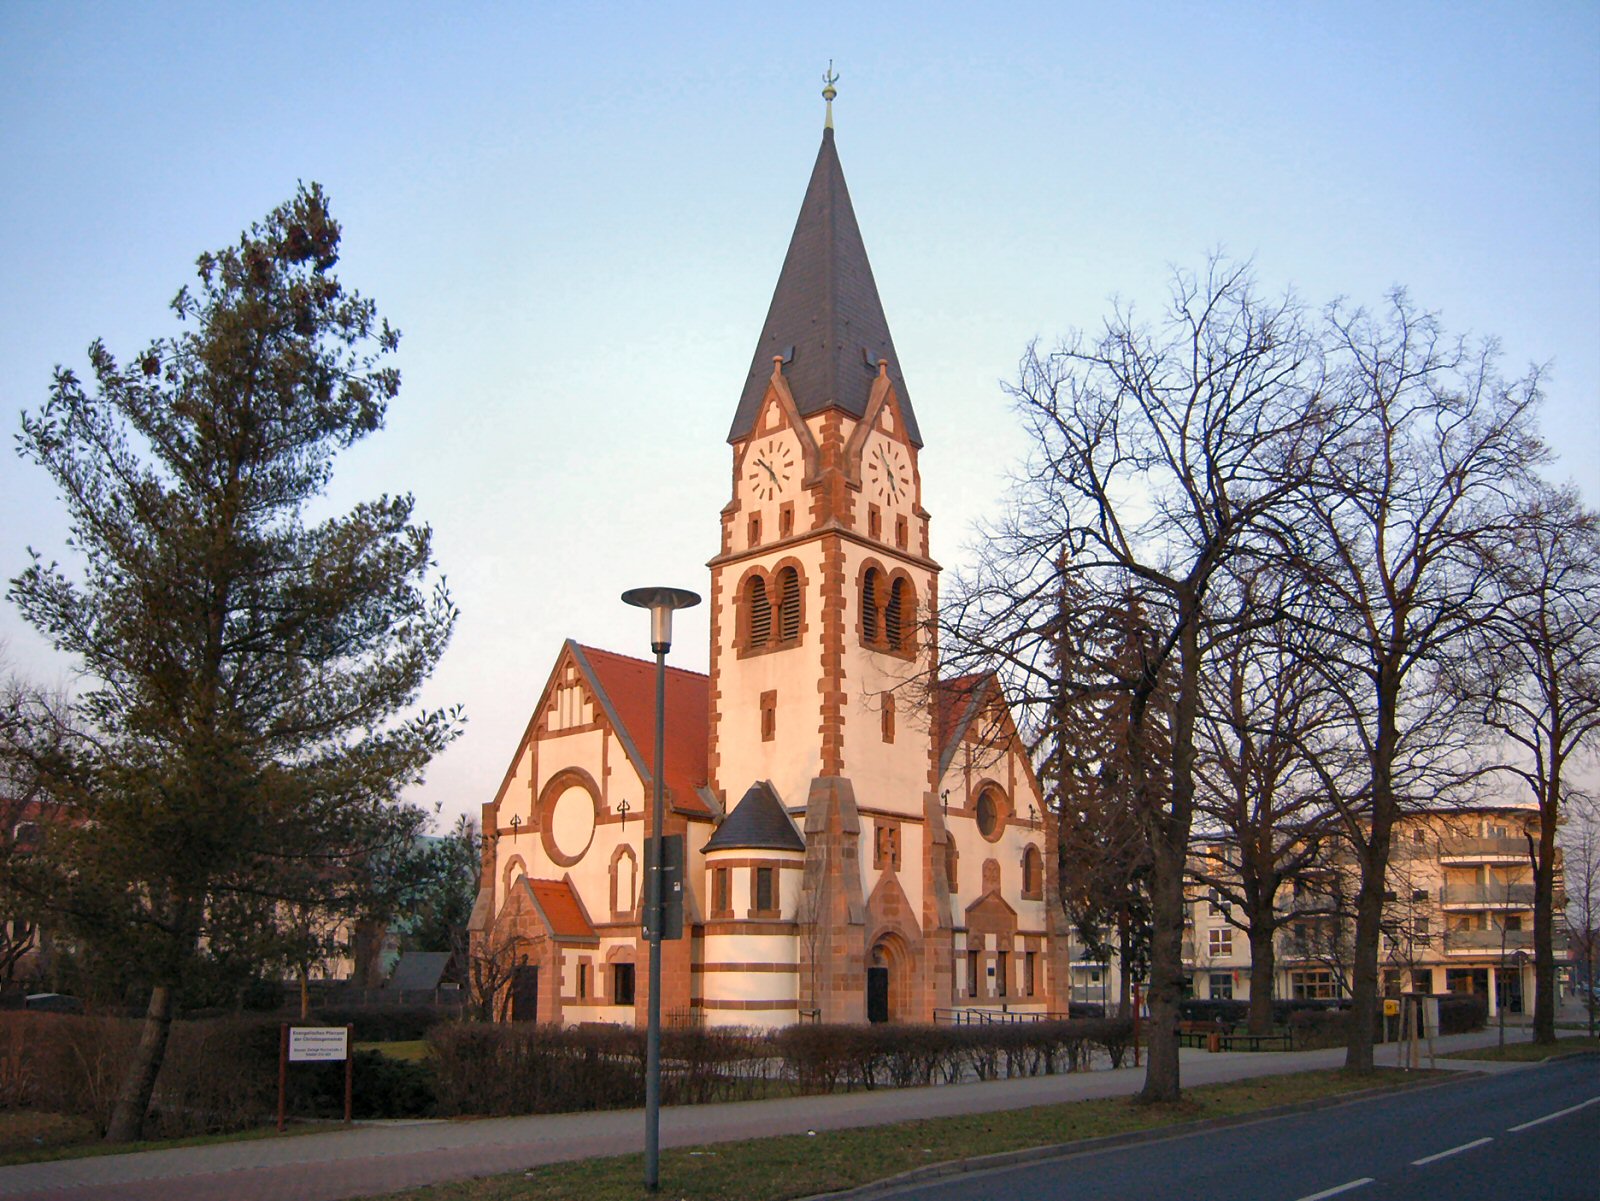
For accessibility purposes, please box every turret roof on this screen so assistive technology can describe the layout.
[703,780,806,853]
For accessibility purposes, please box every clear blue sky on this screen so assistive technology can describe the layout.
[3,2,1596,828]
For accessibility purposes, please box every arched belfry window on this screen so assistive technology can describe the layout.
[745,574,771,649]
[861,569,882,646]
[885,578,910,650]
[777,567,801,644]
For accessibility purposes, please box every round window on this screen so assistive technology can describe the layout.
[975,787,1003,840]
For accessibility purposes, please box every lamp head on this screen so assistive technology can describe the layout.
[622,586,702,653]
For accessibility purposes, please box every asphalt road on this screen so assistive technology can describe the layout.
[876,1054,1600,1201]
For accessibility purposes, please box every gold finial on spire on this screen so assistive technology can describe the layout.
[822,60,839,130]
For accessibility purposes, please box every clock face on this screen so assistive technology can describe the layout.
[746,437,796,502]
[867,441,910,505]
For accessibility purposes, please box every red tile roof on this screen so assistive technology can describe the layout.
[526,877,597,941]
[934,673,988,763]
[575,644,713,817]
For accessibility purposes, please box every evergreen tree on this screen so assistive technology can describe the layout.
[6,184,460,1141]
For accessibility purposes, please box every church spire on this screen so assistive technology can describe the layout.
[726,107,921,447]
[822,60,838,131]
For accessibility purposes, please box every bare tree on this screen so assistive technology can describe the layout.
[1301,290,1547,1071]
[948,259,1327,1101]
[1192,569,1343,1033]
[1561,797,1599,1037]
[1464,486,1600,1043]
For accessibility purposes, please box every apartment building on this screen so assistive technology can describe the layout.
[1067,804,1566,1018]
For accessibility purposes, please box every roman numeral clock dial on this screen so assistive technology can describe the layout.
[747,437,795,501]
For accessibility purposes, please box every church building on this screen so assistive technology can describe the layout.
[469,103,1063,1028]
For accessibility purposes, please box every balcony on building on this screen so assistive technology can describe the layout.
[1439,883,1537,909]
[1442,928,1533,954]
[1438,836,1530,865]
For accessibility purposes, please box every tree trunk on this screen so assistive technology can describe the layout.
[1532,810,1557,1044]
[1139,834,1185,1103]
[106,984,174,1143]
[1116,910,1134,1020]
[1246,911,1277,1035]
[1345,830,1388,1073]
[299,966,310,1020]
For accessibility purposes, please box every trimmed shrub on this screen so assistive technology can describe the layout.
[307,1005,447,1043]
[1436,993,1488,1034]
[1286,1006,1351,1050]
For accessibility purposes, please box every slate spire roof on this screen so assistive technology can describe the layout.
[727,126,921,447]
[703,781,806,853]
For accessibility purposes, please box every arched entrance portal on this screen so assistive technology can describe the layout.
[867,934,913,1023]
[867,945,890,1023]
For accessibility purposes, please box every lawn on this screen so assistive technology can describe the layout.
[372,1068,1447,1201]
[356,1039,431,1061]
[1442,1036,1600,1062]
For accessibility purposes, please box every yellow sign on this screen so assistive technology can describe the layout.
[1383,999,1401,1017]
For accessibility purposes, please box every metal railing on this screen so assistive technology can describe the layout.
[1440,884,1535,907]
[1439,837,1527,860]
[1442,929,1533,953]
[932,1007,1070,1025]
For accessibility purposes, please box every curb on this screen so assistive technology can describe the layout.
[800,1070,1486,1201]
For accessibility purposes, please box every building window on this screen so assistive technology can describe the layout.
[712,866,731,917]
[996,950,1008,997]
[1416,916,1430,937]
[882,693,895,743]
[895,514,908,549]
[753,866,776,914]
[1208,927,1233,957]
[1024,951,1037,997]
[1290,969,1336,1001]
[975,786,1006,841]
[577,961,589,1000]
[1021,845,1043,900]
[776,567,802,643]
[1411,888,1428,902]
[613,963,635,1006]
[868,503,882,540]
[779,501,794,538]
[1209,972,1233,1000]
[874,822,900,870]
[861,568,882,644]
[967,949,979,998]
[761,689,776,742]
[887,578,912,651]
[1413,828,1425,844]
[747,512,762,547]
[744,575,772,648]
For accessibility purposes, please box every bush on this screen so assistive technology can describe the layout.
[1436,993,1488,1034]
[1286,1006,1351,1050]
[308,1005,448,1043]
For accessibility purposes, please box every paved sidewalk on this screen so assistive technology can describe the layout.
[1,1022,1583,1201]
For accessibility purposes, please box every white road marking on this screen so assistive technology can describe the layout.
[1293,1180,1374,1201]
[1411,1136,1492,1166]
[1507,1095,1600,1132]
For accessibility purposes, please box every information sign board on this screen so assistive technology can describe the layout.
[288,1026,350,1063]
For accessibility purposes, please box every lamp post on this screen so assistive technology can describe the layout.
[621,585,701,1193]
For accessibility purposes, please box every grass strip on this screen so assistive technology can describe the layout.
[375,1068,1445,1201]
[1442,1036,1600,1062]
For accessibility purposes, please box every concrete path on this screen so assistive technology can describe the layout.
[1,1017,1588,1201]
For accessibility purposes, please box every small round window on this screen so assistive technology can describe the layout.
[975,786,1005,841]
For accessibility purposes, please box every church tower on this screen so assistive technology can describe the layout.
[706,99,950,1021]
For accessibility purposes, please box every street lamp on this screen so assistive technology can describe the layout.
[621,585,700,1193]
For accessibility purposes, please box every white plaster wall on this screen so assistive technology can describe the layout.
[712,540,828,809]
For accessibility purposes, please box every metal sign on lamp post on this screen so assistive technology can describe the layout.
[621,585,701,1193]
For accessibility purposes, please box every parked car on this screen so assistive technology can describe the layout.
[23,992,83,1014]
